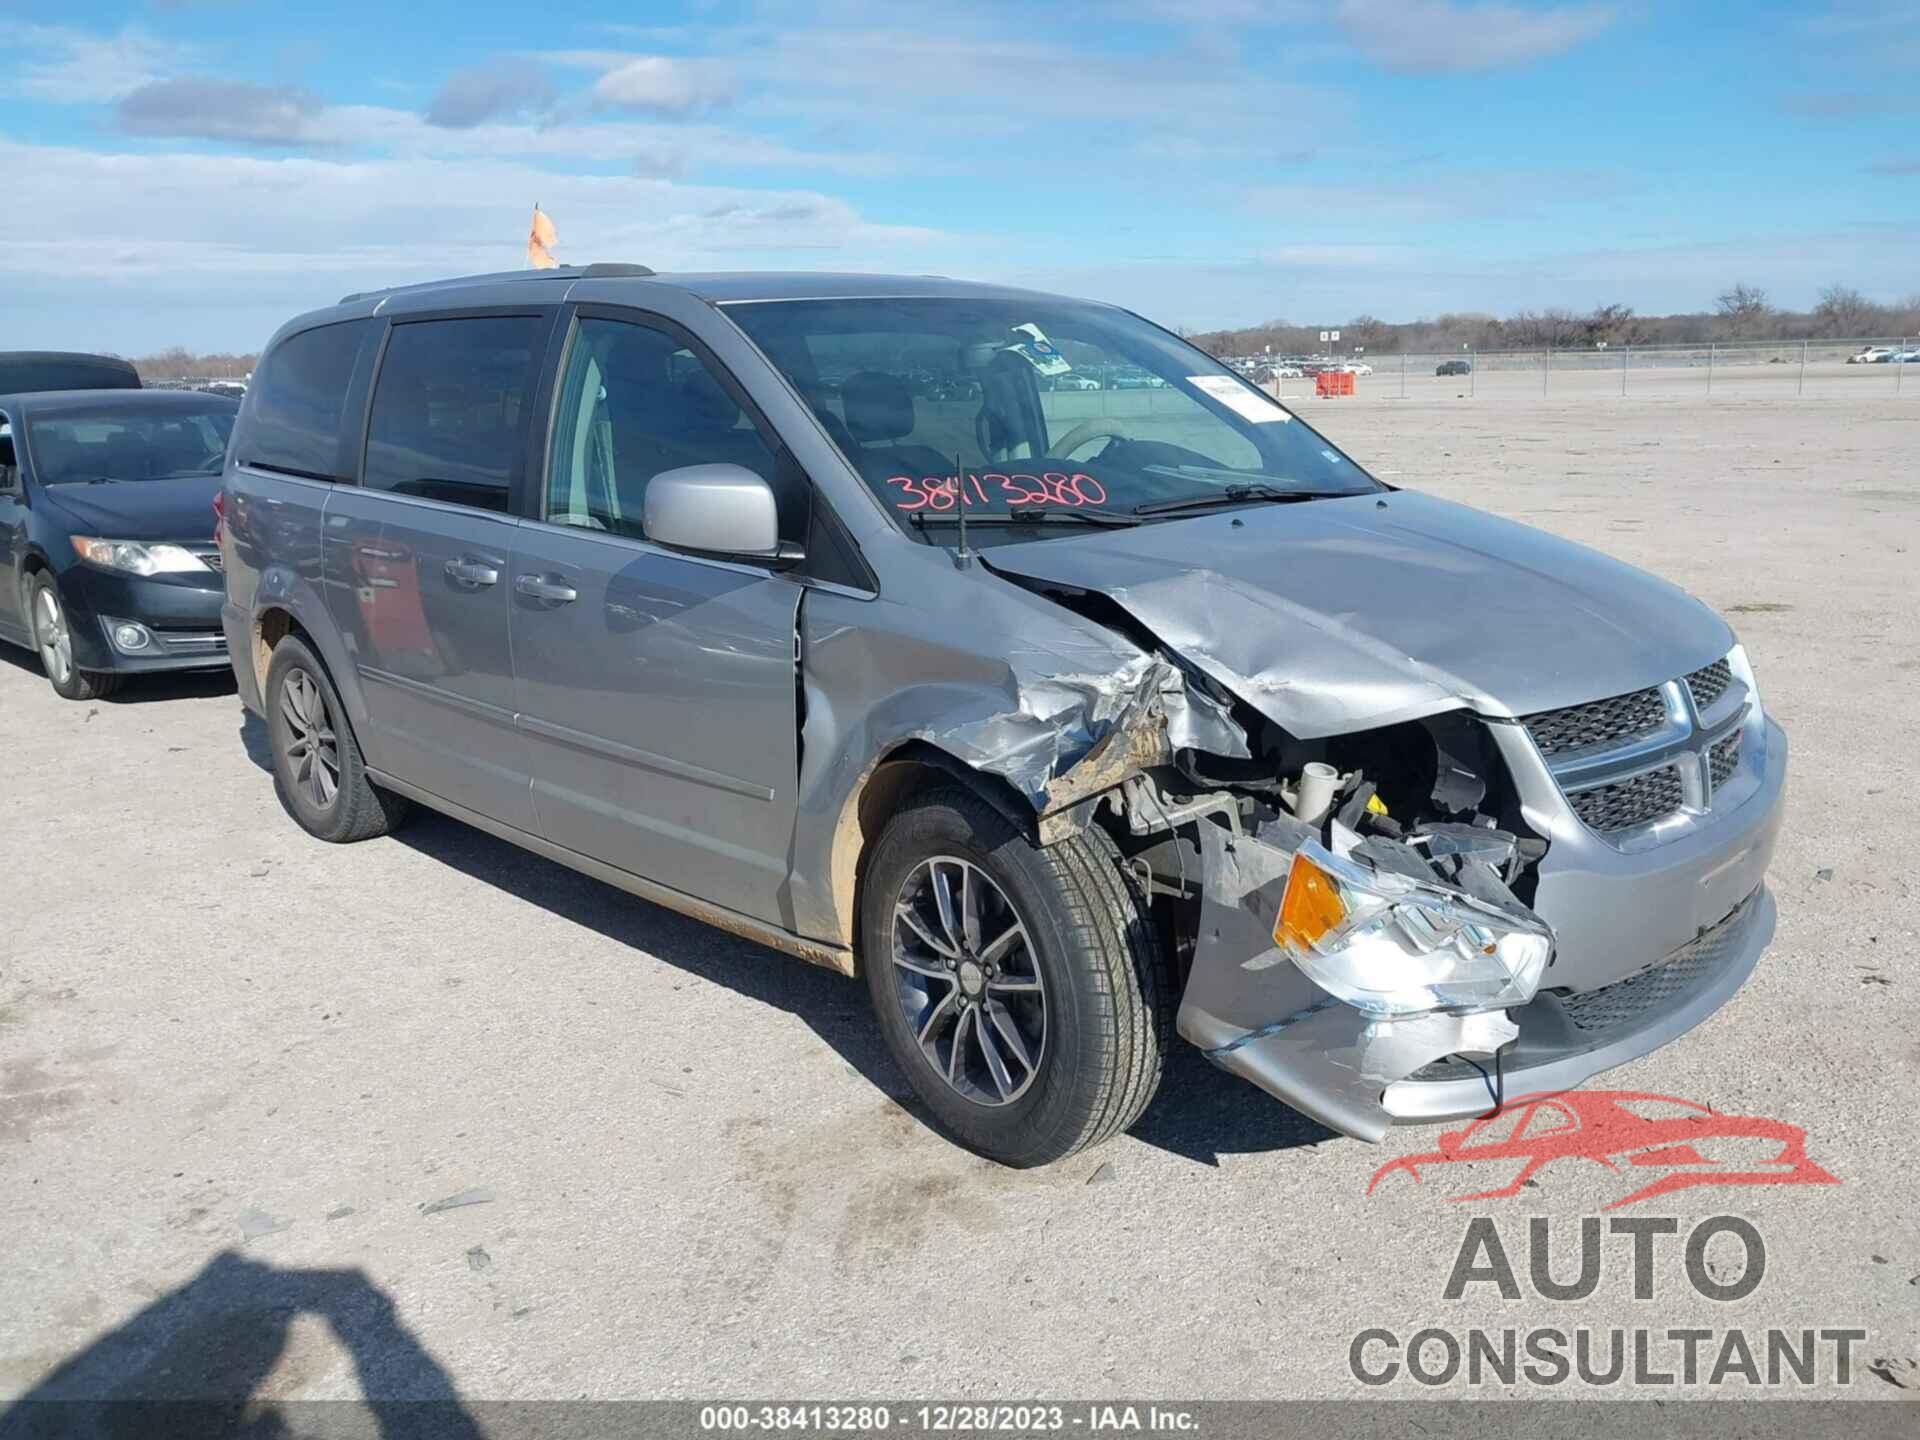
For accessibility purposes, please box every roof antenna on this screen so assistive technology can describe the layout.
[952,450,973,569]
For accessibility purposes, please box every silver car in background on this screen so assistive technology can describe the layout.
[221,267,1785,1165]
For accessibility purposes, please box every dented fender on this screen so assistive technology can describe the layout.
[783,572,1249,948]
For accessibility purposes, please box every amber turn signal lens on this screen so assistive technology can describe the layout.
[1274,851,1347,953]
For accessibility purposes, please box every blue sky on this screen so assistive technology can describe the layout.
[2,0,1915,353]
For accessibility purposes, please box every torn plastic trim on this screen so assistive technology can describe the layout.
[1175,816,1527,1143]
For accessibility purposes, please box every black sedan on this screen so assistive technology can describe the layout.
[1435,359,1472,376]
[0,389,237,700]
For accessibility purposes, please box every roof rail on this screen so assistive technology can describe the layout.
[338,262,656,305]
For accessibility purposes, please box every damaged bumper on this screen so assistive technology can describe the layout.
[1175,723,1786,1143]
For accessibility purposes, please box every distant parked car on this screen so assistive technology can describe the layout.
[1273,365,1304,378]
[1436,360,1472,376]
[1341,362,1374,376]
[1848,347,1894,364]
[0,389,237,699]
[0,352,140,394]
[1051,373,1102,391]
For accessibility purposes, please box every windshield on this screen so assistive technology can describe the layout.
[724,297,1379,543]
[27,404,235,485]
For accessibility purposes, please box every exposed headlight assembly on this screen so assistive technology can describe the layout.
[1273,840,1553,1018]
[71,537,210,576]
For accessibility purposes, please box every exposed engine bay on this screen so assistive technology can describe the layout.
[1039,662,1562,1142]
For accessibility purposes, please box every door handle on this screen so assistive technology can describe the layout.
[515,574,578,604]
[444,557,499,588]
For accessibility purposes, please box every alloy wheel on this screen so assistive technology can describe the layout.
[279,667,341,810]
[33,588,72,687]
[891,855,1047,1106]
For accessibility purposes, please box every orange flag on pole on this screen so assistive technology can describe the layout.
[526,205,558,269]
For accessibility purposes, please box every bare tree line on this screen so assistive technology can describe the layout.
[1190,284,1920,358]
[127,346,259,382]
[125,283,1920,379]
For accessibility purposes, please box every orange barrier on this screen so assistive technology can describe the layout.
[1315,371,1355,397]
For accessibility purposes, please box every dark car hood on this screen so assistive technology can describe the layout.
[984,490,1733,736]
[37,474,222,544]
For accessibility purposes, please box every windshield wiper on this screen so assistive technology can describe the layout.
[910,506,1140,529]
[1132,484,1341,516]
[47,476,123,486]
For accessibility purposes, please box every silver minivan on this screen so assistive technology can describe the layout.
[222,267,1786,1166]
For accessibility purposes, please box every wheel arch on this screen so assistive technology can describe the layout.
[247,599,375,753]
[826,741,1038,971]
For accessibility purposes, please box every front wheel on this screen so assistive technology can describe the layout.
[862,788,1171,1167]
[29,573,119,701]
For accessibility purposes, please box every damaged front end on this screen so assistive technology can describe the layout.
[1067,698,1567,1143]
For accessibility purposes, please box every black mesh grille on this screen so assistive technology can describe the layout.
[1569,765,1684,833]
[1557,892,1758,1033]
[1524,687,1666,757]
[1685,659,1732,712]
[1708,731,1742,789]
[1407,892,1761,1079]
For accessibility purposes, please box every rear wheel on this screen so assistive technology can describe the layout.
[264,635,409,843]
[29,573,119,701]
[862,787,1170,1167]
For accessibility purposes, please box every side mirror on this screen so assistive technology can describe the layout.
[645,463,795,564]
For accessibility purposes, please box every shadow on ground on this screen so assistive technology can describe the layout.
[0,1251,480,1439]
[0,641,235,706]
[384,802,1338,1168]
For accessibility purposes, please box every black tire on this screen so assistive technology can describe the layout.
[264,635,409,843]
[27,572,120,701]
[862,787,1171,1167]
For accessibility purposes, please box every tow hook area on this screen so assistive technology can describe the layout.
[1176,820,1523,1143]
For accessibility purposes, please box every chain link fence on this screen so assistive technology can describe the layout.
[1266,338,1918,403]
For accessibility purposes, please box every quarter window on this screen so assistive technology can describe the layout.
[243,319,374,480]
[363,316,543,511]
[545,316,781,540]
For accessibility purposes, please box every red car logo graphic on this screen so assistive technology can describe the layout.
[1367,1091,1839,1210]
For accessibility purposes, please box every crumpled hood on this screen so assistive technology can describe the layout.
[37,474,222,543]
[984,490,1733,736]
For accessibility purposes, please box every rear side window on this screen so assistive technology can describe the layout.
[363,316,543,513]
[243,320,373,480]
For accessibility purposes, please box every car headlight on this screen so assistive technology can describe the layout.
[71,537,210,576]
[1272,840,1553,1018]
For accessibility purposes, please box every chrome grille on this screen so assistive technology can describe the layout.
[155,630,227,655]
[1708,731,1742,790]
[1684,659,1732,712]
[1569,766,1684,834]
[1557,891,1758,1033]
[1523,687,1666,757]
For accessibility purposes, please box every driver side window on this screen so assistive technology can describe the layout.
[545,316,783,542]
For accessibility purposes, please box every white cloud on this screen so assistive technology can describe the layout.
[542,51,735,116]
[0,135,958,350]
[1334,0,1616,73]
[2,21,200,102]
[117,80,329,146]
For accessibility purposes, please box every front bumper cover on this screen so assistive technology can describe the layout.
[1175,725,1785,1142]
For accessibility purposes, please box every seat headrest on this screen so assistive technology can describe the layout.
[841,371,914,444]
[676,369,740,432]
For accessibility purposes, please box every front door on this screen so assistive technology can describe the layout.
[347,311,552,831]
[510,311,804,926]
